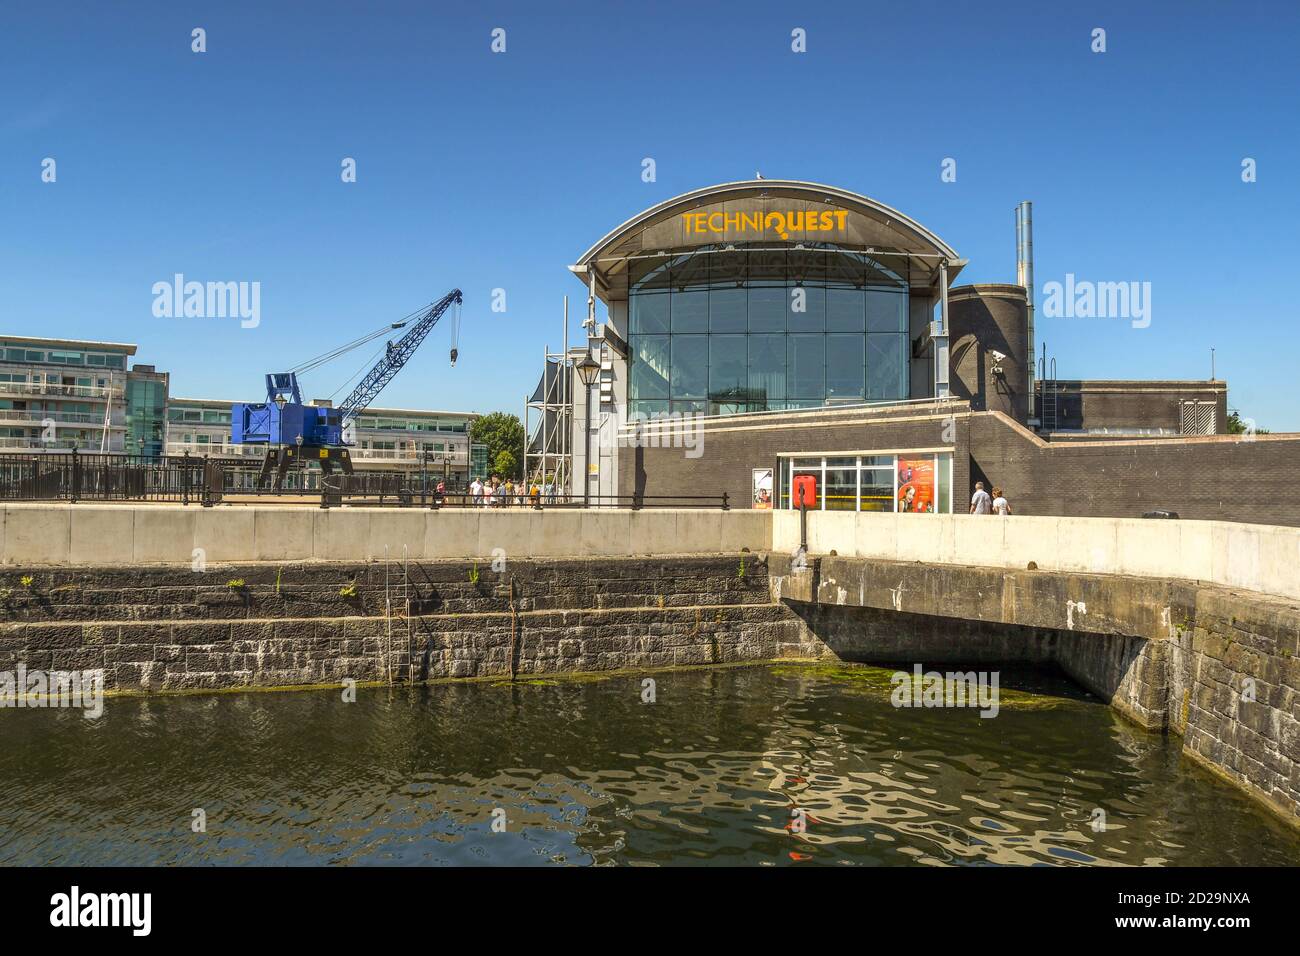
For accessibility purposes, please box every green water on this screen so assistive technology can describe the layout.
[1,664,1297,866]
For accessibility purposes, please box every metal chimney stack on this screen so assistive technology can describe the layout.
[1015,201,1036,420]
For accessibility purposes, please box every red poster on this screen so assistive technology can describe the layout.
[896,458,935,513]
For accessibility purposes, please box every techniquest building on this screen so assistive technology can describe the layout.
[527,179,1300,525]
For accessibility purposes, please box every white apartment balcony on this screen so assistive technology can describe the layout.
[0,436,122,452]
[0,380,123,401]
[353,446,467,464]
[0,408,125,428]
[162,441,469,467]
[165,441,265,459]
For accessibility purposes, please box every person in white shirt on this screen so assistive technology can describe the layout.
[991,486,1011,516]
[970,481,992,515]
[470,477,484,506]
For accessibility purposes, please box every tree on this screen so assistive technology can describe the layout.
[493,449,518,479]
[470,411,524,479]
[1226,411,1269,435]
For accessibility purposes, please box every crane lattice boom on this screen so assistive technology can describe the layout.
[337,289,462,420]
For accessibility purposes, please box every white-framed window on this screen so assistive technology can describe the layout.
[781,452,953,514]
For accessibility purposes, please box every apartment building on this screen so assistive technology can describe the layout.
[1,334,486,484]
[0,336,156,454]
[166,397,482,485]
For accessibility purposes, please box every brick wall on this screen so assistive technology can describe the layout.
[620,401,968,511]
[970,411,1300,526]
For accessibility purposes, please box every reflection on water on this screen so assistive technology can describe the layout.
[1,664,1297,866]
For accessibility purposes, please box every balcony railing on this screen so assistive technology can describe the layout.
[0,437,117,452]
[0,381,122,401]
[165,441,264,458]
[163,441,467,465]
[0,409,123,427]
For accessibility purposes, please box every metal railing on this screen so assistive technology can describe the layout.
[0,450,220,505]
[406,492,730,511]
[0,381,122,400]
[0,450,729,511]
[0,409,122,426]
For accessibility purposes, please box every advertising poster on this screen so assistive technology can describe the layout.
[752,468,773,509]
[896,457,935,513]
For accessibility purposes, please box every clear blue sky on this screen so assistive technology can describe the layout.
[2,1,1297,426]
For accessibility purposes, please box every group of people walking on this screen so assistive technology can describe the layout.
[969,481,1011,516]
[466,475,563,507]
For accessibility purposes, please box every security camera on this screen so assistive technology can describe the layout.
[990,350,1007,364]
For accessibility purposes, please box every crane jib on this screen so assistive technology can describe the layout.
[228,289,462,492]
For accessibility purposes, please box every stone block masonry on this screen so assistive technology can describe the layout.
[0,556,827,692]
[770,552,1300,828]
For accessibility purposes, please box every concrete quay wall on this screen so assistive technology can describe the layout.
[0,505,771,566]
[770,553,1300,828]
[774,510,1300,603]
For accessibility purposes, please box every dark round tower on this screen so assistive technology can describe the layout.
[947,284,1029,424]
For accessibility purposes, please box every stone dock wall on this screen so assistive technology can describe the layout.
[2,551,1294,826]
[0,556,822,691]
[772,553,1300,828]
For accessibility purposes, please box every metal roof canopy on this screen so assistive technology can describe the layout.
[570,179,965,301]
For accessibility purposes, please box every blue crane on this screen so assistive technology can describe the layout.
[230,289,462,488]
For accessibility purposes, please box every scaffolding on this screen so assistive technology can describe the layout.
[523,297,574,495]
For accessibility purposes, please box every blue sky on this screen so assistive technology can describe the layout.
[2,1,1297,426]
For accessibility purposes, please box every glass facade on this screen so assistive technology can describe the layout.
[125,375,167,458]
[779,453,953,514]
[627,244,910,418]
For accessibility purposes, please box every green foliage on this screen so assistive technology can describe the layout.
[226,579,245,589]
[1226,411,1269,435]
[493,449,518,479]
[470,412,525,479]
[469,561,480,585]
[338,582,358,598]
[20,576,33,588]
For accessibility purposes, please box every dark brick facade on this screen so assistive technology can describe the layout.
[615,399,1300,527]
[970,411,1300,526]
[620,400,968,513]
[1042,379,1228,435]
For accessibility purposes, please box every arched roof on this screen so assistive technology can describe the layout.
[572,180,962,298]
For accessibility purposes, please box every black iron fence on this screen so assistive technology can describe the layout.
[0,450,221,505]
[0,451,730,510]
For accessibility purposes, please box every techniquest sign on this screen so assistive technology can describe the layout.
[680,209,849,241]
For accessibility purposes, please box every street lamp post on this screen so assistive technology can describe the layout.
[575,349,601,508]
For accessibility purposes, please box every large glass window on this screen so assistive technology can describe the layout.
[787,334,825,399]
[630,292,668,334]
[670,335,707,399]
[780,453,953,513]
[747,286,785,333]
[749,334,785,406]
[826,334,865,400]
[709,335,748,404]
[867,334,907,401]
[710,288,746,332]
[632,335,669,401]
[627,244,911,417]
[671,290,708,332]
